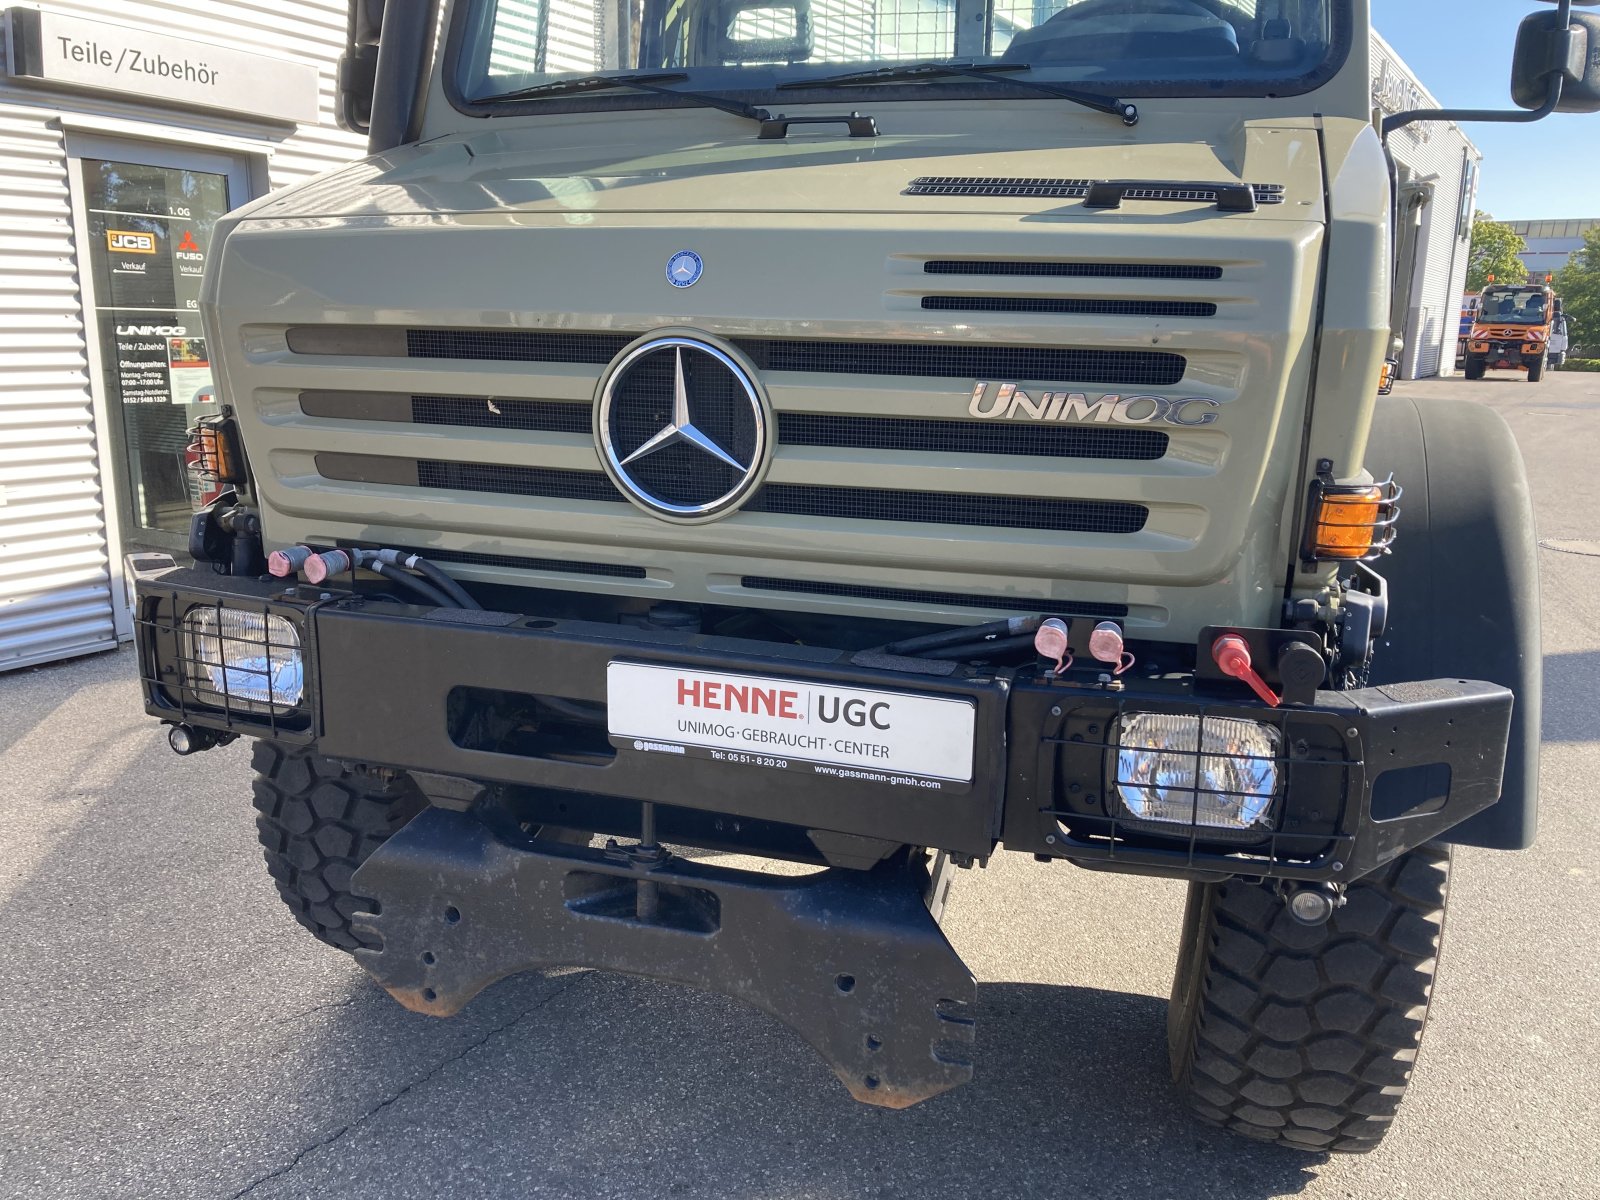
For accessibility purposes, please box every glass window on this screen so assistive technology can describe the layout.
[455,0,1346,105]
[82,160,231,539]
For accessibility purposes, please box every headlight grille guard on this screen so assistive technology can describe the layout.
[1045,698,1359,878]
[134,572,320,742]
[1008,678,1513,884]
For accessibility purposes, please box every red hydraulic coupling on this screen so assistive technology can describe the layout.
[1211,634,1281,707]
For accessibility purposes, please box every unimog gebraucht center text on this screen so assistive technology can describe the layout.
[129,0,1600,1154]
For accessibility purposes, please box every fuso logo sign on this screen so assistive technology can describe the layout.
[106,230,157,253]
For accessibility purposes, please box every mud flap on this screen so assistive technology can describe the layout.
[350,809,976,1108]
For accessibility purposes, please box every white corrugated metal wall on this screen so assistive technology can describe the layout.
[0,0,362,671]
[1372,33,1480,380]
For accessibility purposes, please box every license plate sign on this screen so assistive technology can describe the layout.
[607,662,976,786]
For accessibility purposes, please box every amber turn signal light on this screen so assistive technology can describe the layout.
[1302,477,1401,563]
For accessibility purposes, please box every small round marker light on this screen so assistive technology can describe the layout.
[168,724,198,755]
[1288,887,1337,926]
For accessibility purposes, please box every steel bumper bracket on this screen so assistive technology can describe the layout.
[351,809,976,1108]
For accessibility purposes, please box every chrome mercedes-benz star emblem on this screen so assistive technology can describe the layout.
[595,335,767,521]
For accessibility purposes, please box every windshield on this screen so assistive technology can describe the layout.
[1479,287,1552,327]
[452,0,1347,106]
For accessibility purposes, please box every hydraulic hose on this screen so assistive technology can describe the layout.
[358,548,481,610]
[920,632,1040,661]
[369,560,454,608]
[884,614,1041,657]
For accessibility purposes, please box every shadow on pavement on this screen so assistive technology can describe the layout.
[274,968,1326,1199]
[1542,649,1600,741]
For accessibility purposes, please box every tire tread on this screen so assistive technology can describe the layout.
[249,742,425,951]
[1172,846,1449,1154]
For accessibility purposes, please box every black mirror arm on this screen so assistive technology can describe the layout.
[1380,70,1563,140]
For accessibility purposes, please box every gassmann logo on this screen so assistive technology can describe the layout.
[969,382,1219,427]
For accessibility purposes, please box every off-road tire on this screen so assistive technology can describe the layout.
[1168,845,1450,1153]
[1462,355,1485,380]
[1526,351,1546,382]
[250,742,427,951]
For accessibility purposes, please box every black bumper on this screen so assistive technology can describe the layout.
[135,567,1515,1107]
[136,568,1514,886]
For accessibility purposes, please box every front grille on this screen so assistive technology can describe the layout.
[305,393,1169,463]
[415,461,626,504]
[409,329,632,364]
[775,412,1167,460]
[924,261,1224,280]
[745,484,1146,534]
[906,176,1286,205]
[740,576,1129,617]
[334,457,1150,534]
[288,326,1185,387]
[922,296,1217,318]
[732,338,1184,386]
[415,394,593,434]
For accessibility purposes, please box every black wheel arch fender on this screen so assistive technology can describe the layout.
[1362,394,1540,849]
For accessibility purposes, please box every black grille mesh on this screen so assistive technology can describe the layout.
[400,399,1169,462]
[415,461,626,504]
[922,296,1217,318]
[746,483,1146,534]
[392,328,1183,387]
[924,261,1223,280]
[732,338,1184,386]
[413,394,592,433]
[403,458,1145,533]
[776,412,1167,460]
[905,176,1286,204]
[407,329,631,363]
[740,576,1129,617]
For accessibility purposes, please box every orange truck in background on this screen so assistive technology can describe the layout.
[1463,280,1559,381]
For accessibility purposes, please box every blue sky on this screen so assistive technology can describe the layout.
[1373,1,1597,220]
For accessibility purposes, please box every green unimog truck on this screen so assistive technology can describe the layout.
[131,0,1600,1152]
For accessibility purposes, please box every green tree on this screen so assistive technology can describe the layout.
[1554,226,1600,355]
[1466,212,1529,292]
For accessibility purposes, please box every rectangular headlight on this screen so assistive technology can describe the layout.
[181,607,303,712]
[1111,713,1280,833]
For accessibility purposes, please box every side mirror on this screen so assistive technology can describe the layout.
[337,0,385,133]
[1512,8,1600,113]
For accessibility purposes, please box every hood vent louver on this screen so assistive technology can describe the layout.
[905,176,1285,208]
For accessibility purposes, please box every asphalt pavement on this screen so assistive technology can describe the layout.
[3,370,1598,1199]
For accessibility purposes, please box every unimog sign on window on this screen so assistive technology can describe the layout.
[2,8,319,124]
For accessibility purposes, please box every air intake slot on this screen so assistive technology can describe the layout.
[924,261,1224,280]
[739,576,1129,617]
[922,297,1217,318]
[315,455,1148,534]
[287,327,1186,387]
[298,393,1168,463]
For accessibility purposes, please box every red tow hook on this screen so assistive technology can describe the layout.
[1211,635,1281,707]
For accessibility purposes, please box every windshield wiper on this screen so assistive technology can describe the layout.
[484,71,770,123]
[778,60,1137,126]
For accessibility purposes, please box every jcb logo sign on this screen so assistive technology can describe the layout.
[106,230,157,254]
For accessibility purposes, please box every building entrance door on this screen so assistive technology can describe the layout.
[68,138,253,553]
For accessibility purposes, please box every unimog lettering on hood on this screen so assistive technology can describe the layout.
[968,382,1220,426]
